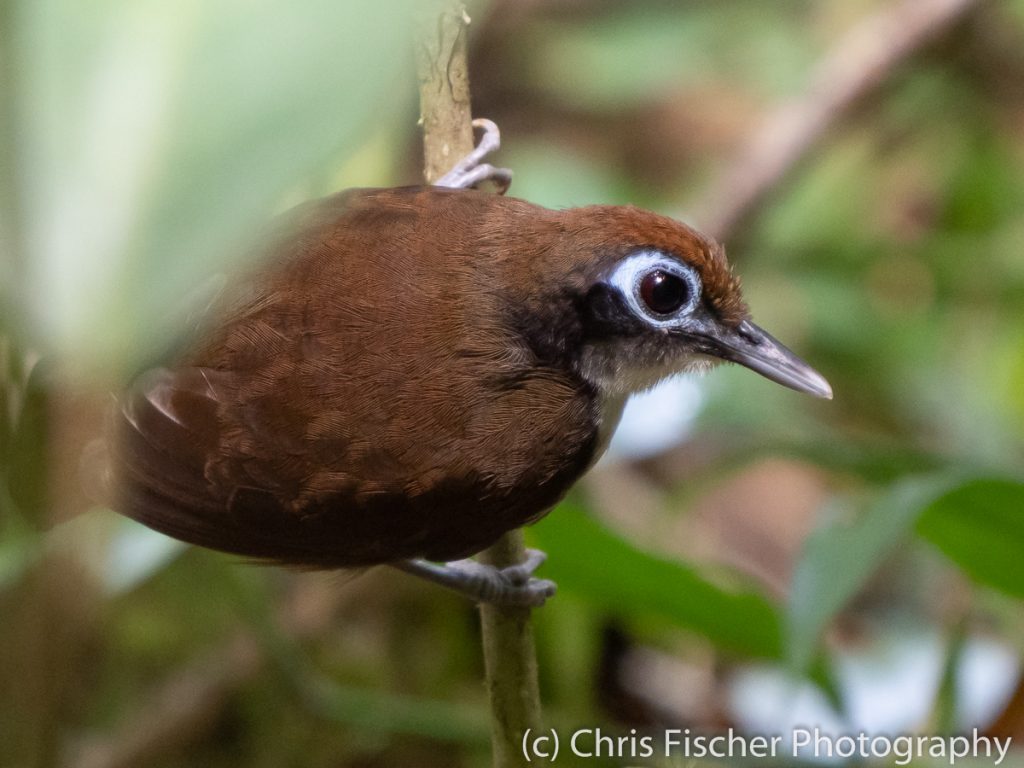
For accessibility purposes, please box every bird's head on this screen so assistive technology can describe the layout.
[536,203,833,401]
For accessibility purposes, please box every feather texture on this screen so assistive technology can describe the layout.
[101,186,742,566]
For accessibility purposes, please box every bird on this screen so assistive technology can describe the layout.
[95,121,831,606]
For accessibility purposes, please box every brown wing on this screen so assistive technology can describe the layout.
[106,187,599,566]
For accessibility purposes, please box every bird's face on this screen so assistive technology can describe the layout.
[551,206,832,402]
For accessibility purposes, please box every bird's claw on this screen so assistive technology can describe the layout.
[395,548,556,607]
[499,547,547,586]
[435,118,513,194]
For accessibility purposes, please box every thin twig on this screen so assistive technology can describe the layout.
[416,1,475,183]
[696,0,982,242]
[476,530,543,768]
[416,4,542,767]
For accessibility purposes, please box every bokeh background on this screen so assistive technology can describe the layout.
[2,0,1024,766]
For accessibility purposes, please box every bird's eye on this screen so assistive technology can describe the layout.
[607,250,702,327]
[639,269,689,316]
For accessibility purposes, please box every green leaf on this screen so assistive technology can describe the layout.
[787,475,956,673]
[7,357,51,523]
[529,501,782,659]
[917,477,1024,599]
[12,0,424,375]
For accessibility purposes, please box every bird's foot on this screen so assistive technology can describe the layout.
[395,548,556,607]
[434,118,513,194]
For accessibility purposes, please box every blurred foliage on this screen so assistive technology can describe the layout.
[3,0,1024,766]
[530,500,782,660]
[788,475,967,674]
[2,0,422,380]
[918,478,1024,599]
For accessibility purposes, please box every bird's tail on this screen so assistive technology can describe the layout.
[83,368,240,551]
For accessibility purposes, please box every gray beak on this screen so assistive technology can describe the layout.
[704,319,833,399]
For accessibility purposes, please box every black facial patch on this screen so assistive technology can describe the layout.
[580,283,648,341]
[500,291,585,373]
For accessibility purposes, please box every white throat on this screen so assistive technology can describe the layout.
[578,345,713,467]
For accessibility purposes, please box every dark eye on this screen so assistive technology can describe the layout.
[639,269,689,315]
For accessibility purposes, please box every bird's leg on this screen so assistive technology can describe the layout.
[393,548,556,607]
[434,118,513,194]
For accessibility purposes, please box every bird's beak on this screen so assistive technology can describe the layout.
[700,319,833,399]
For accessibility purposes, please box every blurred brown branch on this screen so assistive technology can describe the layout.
[69,633,264,768]
[65,581,336,768]
[65,571,489,768]
[697,0,983,242]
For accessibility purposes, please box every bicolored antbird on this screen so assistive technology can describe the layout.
[95,120,831,605]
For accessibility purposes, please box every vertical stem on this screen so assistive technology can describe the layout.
[415,1,474,182]
[477,530,542,768]
[415,4,542,766]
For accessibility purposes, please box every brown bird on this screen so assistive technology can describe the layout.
[98,122,830,606]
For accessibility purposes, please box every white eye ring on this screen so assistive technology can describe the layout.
[607,250,702,328]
